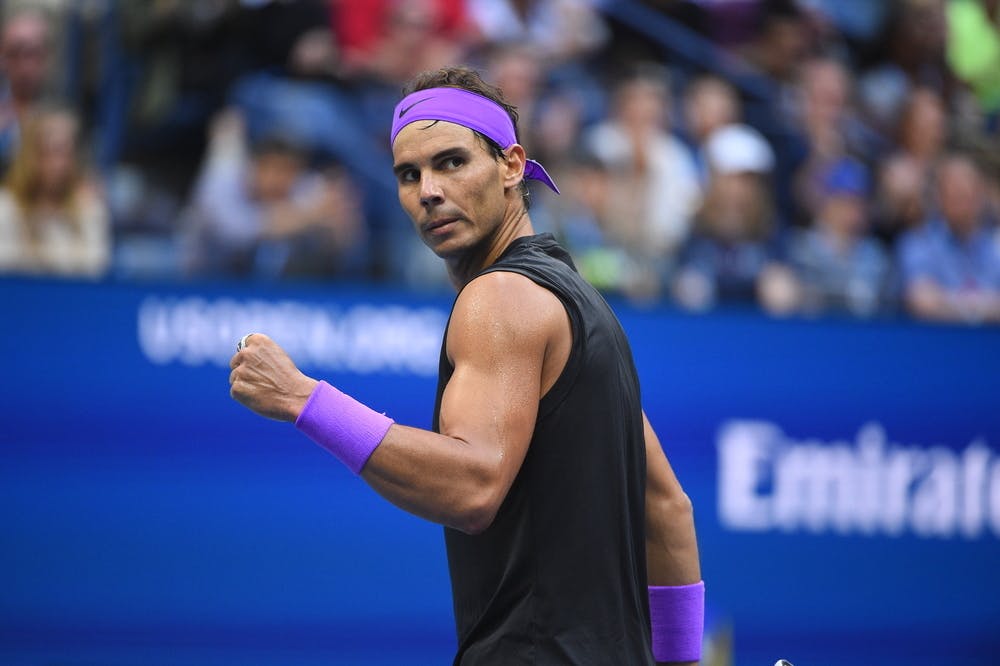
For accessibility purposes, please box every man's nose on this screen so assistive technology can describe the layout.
[420,173,444,208]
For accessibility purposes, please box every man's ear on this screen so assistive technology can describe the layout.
[503,144,527,189]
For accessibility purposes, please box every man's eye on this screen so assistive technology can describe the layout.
[442,157,464,169]
[399,169,418,183]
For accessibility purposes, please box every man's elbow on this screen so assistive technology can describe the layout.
[453,491,502,535]
[674,491,695,518]
[649,489,695,525]
[452,465,507,535]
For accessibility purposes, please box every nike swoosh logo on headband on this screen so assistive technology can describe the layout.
[398,96,436,119]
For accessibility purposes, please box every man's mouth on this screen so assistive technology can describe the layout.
[424,217,459,234]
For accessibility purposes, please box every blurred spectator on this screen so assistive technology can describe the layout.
[739,0,811,85]
[532,86,586,173]
[680,74,742,183]
[872,154,928,247]
[118,0,239,171]
[886,0,951,96]
[870,87,947,245]
[582,64,702,298]
[333,0,471,84]
[799,0,892,49]
[231,0,336,78]
[897,87,948,173]
[225,1,380,173]
[484,44,545,151]
[707,0,813,233]
[0,105,110,277]
[467,0,608,65]
[0,5,57,175]
[182,109,364,279]
[673,124,779,311]
[782,158,894,317]
[543,148,628,293]
[858,0,952,134]
[793,56,885,223]
[897,154,1000,323]
[108,0,243,259]
[481,42,584,224]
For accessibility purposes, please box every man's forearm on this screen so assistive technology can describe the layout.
[643,412,703,665]
[643,413,701,584]
[360,423,514,534]
[646,489,700,585]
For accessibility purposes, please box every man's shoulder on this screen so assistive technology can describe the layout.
[457,269,563,321]
[446,270,567,356]
[488,233,579,279]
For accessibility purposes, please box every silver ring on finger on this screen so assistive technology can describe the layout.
[237,332,255,352]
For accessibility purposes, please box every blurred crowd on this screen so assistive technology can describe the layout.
[0,0,998,325]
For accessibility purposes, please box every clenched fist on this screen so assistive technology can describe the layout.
[229,333,318,422]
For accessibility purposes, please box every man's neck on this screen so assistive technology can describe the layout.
[447,206,534,290]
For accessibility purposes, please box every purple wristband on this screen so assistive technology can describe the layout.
[294,381,394,474]
[649,581,705,663]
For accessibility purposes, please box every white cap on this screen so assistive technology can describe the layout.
[705,123,775,175]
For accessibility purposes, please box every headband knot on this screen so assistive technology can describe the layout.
[391,87,559,194]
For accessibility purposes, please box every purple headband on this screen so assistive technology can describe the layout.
[390,87,560,194]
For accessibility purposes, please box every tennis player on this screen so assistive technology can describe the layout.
[230,66,703,665]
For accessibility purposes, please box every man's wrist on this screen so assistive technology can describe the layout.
[294,380,394,474]
[287,377,320,422]
[649,581,704,663]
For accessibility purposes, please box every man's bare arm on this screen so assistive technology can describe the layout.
[644,411,700,584]
[361,271,568,533]
[230,271,568,534]
[644,411,701,666]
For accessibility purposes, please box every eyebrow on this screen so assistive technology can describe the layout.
[393,146,470,176]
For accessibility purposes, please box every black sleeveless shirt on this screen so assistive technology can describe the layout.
[432,234,653,665]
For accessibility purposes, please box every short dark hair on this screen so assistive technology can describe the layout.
[754,0,804,33]
[401,66,531,210]
[251,132,308,162]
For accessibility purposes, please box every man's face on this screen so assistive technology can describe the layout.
[0,14,51,102]
[251,151,302,203]
[392,120,510,259]
[821,193,866,237]
[938,160,984,238]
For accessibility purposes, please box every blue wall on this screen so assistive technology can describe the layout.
[2,278,999,665]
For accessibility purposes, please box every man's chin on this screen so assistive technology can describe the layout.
[423,235,464,259]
